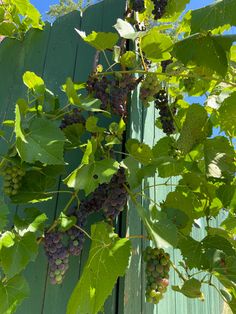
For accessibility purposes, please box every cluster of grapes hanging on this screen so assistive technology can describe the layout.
[44,168,128,284]
[143,246,170,304]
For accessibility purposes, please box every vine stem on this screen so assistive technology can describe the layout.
[63,192,77,213]
[170,260,186,282]
[126,235,146,240]
[139,38,147,72]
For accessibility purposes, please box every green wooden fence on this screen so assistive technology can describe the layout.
[0,0,226,313]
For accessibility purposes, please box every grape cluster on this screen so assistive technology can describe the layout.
[86,74,137,117]
[44,168,128,284]
[131,0,145,13]
[143,246,170,304]
[155,89,176,135]
[2,164,25,196]
[79,168,128,221]
[152,0,168,20]
[60,108,85,129]
[44,206,89,284]
[140,73,161,105]
[102,168,128,221]
[44,231,69,285]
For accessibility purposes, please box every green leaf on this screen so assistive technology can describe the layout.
[23,71,45,94]
[63,123,85,149]
[154,157,185,178]
[126,139,153,165]
[86,116,106,133]
[204,137,235,179]
[16,118,66,165]
[218,92,236,137]
[0,232,15,250]
[14,208,47,234]
[190,0,236,34]
[67,222,131,314]
[75,29,119,51]
[79,97,103,112]
[129,192,178,248]
[11,170,56,203]
[0,232,38,278]
[152,137,176,158]
[0,22,16,37]
[120,51,137,68]
[0,199,9,231]
[114,18,140,40]
[14,105,26,142]
[178,236,204,269]
[172,278,203,299]
[161,0,190,22]
[163,191,198,235]
[173,34,236,76]
[141,28,173,62]
[58,213,76,231]
[177,104,209,154]
[0,275,29,314]
[64,159,119,195]
[217,184,236,210]
[65,78,80,105]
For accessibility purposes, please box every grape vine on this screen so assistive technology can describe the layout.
[0,0,236,313]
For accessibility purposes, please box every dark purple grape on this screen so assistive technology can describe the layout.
[154,89,175,135]
[131,0,145,13]
[161,59,172,73]
[102,168,128,221]
[152,0,168,20]
[60,108,85,129]
[86,74,137,117]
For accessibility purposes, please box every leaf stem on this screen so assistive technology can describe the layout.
[74,224,92,240]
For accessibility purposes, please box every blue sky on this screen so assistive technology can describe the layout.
[31,0,215,19]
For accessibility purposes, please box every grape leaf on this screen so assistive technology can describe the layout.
[177,236,207,270]
[65,77,80,105]
[0,198,9,231]
[67,222,131,314]
[190,0,236,34]
[177,104,209,154]
[161,0,190,22]
[120,51,137,68]
[114,18,140,40]
[11,170,56,203]
[173,34,236,76]
[141,27,173,62]
[23,71,45,95]
[64,159,119,195]
[126,139,153,165]
[154,157,185,178]
[0,275,29,314]
[0,232,15,250]
[86,116,106,133]
[162,191,198,235]
[218,91,236,137]
[0,232,38,278]
[75,29,119,51]
[16,118,66,165]
[172,278,203,299]
[204,137,235,179]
